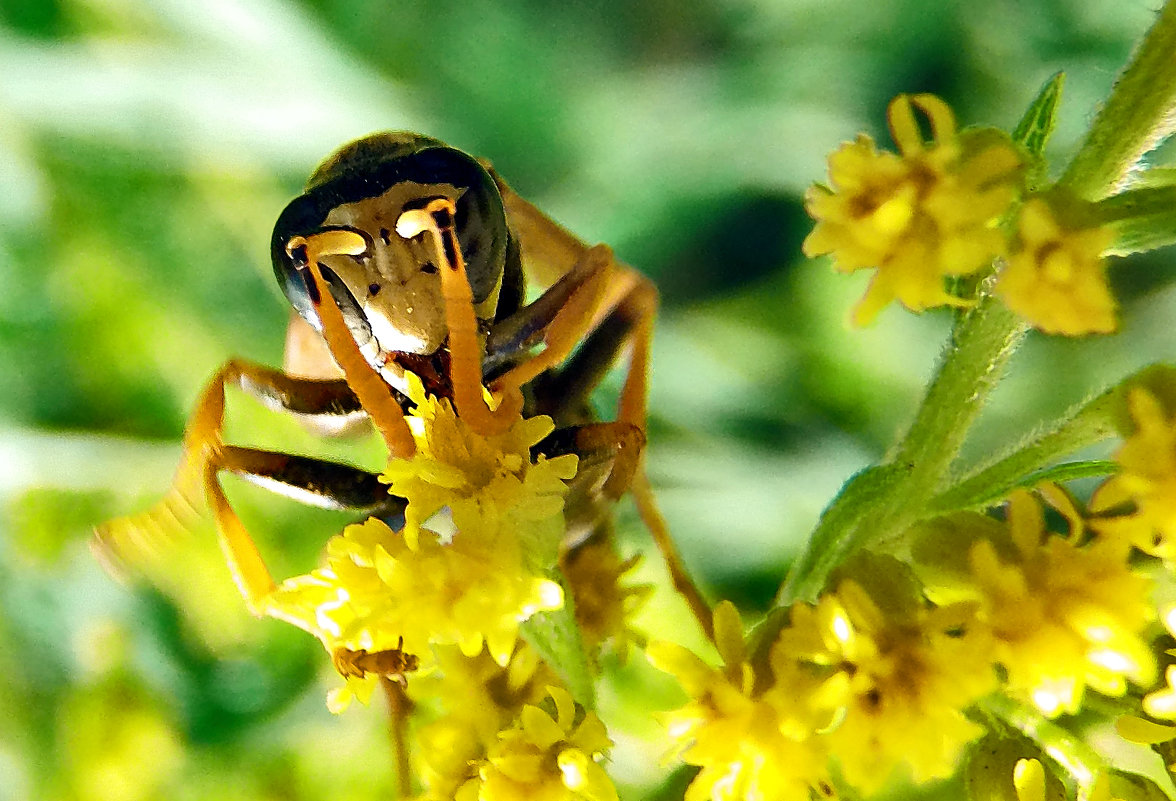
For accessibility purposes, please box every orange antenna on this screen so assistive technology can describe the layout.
[287,231,417,459]
[396,198,523,436]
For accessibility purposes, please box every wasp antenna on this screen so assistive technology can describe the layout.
[397,200,520,435]
[295,231,416,459]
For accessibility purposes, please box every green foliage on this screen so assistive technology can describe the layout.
[3,1,1175,799]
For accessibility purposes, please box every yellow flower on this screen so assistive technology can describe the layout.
[773,580,994,792]
[1143,664,1176,720]
[647,602,831,801]
[560,541,650,660]
[995,194,1116,335]
[265,516,565,699]
[804,93,1023,324]
[414,644,558,798]
[1091,388,1176,559]
[382,373,579,567]
[1140,606,1176,723]
[257,373,579,710]
[455,686,617,801]
[969,490,1155,717]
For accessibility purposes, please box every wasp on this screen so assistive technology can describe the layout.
[95,133,711,680]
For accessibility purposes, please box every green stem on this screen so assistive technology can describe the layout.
[883,295,1026,510]
[1097,185,1176,256]
[776,290,1025,606]
[1059,0,1176,200]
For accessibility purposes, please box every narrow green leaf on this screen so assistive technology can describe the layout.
[932,460,1118,513]
[1104,770,1176,801]
[933,364,1176,515]
[1061,3,1176,199]
[1013,71,1065,156]
[1096,185,1176,255]
[520,575,595,709]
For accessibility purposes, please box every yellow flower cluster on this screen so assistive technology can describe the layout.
[969,489,1155,717]
[646,602,833,801]
[1091,388,1176,558]
[805,94,1119,335]
[652,482,1159,798]
[803,94,1023,324]
[453,686,617,801]
[774,580,994,791]
[413,644,558,799]
[381,374,580,566]
[1085,388,1176,753]
[995,196,1116,334]
[262,373,576,710]
[560,540,650,660]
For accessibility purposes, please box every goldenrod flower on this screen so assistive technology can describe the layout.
[647,602,831,801]
[258,372,578,710]
[1139,606,1176,723]
[1144,665,1176,720]
[969,490,1155,717]
[414,644,558,798]
[382,373,579,567]
[995,194,1116,335]
[773,580,994,792]
[561,541,650,659]
[804,93,1023,324]
[265,516,564,706]
[455,686,617,801]
[1091,388,1176,558]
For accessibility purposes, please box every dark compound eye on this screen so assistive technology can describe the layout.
[271,134,509,327]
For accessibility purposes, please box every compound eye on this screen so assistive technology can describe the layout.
[443,150,508,304]
[270,213,373,339]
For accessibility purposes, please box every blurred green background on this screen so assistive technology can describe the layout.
[2,0,1175,798]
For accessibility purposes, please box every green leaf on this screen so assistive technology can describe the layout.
[1104,770,1176,801]
[931,387,1122,514]
[519,574,595,709]
[1096,185,1176,255]
[1060,3,1176,199]
[932,460,1118,513]
[774,462,910,605]
[1013,71,1065,156]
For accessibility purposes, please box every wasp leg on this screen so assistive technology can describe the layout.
[488,179,655,431]
[535,422,644,547]
[491,177,712,638]
[291,231,418,459]
[217,446,406,520]
[95,358,411,614]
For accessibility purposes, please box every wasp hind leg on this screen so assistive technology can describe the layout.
[94,359,409,614]
[495,180,714,638]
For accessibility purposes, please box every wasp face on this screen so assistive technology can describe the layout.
[271,133,510,392]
